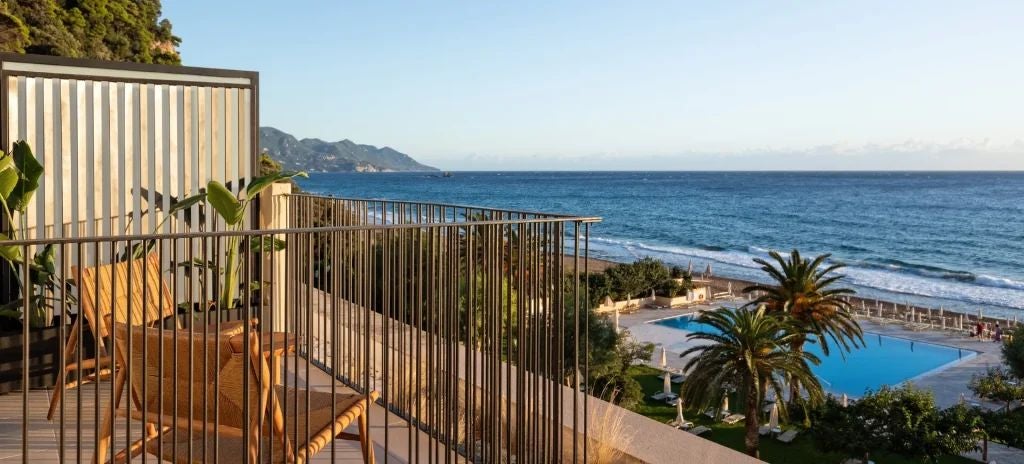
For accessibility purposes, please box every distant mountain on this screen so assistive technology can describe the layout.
[259,127,437,172]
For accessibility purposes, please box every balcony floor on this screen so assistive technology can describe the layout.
[0,356,434,463]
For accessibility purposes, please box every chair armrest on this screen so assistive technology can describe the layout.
[203,319,259,338]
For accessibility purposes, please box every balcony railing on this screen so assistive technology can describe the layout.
[0,194,600,463]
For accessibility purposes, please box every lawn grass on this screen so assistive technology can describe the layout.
[628,365,977,464]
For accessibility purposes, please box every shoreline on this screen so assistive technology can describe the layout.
[565,256,1020,330]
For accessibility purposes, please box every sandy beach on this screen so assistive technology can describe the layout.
[566,255,1020,331]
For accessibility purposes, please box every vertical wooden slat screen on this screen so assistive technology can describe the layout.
[0,53,258,316]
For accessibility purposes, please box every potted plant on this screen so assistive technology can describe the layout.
[0,142,76,393]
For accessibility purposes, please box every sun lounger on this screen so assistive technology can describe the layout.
[703,408,718,419]
[668,419,695,430]
[687,426,711,436]
[776,429,799,443]
[651,392,668,401]
[670,374,686,384]
[758,425,770,436]
[722,414,745,424]
[905,322,930,332]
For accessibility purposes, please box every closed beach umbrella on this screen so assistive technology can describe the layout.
[721,395,729,414]
[687,261,693,275]
[613,308,620,333]
[676,399,686,425]
[841,393,849,408]
[727,281,733,295]
[979,309,984,321]
[706,263,713,277]
[660,346,668,368]
[768,402,779,431]
[663,372,672,395]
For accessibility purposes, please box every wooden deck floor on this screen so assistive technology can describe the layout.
[0,356,431,463]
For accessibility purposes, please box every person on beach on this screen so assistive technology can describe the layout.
[994,323,1002,342]
[975,321,985,338]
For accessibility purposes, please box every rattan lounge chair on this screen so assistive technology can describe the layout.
[96,324,378,463]
[48,254,248,420]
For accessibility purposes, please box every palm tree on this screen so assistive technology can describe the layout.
[744,249,863,397]
[680,307,824,458]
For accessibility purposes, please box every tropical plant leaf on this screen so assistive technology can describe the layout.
[206,180,244,226]
[168,191,207,215]
[0,153,19,202]
[244,171,307,200]
[247,236,286,253]
[0,234,22,263]
[8,141,42,212]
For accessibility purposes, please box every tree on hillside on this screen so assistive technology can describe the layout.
[680,306,824,458]
[0,0,180,63]
[743,249,863,399]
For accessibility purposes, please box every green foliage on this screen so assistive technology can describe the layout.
[2,0,181,64]
[979,408,1024,448]
[1003,325,1024,379]
[680,306,825,457]
[969,367,1024,412]
[0,142,76,328]
[8,141,43,213]
[813,385,982,463]
[203,172,305,309]
[743,249,863,357]
[579,307,652,408]
[655,278,682,298]
[810,396,878,463]
[600,256,685,300]
[0,4,30,53]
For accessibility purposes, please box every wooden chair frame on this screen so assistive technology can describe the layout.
[96,324,377,464]
[48,253,248,420]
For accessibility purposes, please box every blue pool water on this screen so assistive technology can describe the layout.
[653,314,976,397]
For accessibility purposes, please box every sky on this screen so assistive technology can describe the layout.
[164,1,1024,170]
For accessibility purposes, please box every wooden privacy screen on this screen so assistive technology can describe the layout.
[0,54,259,318]
[0,53,258,240]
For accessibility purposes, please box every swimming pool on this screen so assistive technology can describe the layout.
[653,314,976,397]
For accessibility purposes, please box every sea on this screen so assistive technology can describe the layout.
[298,171,1024,319]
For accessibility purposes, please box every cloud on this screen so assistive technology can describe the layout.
[419,139,1024,171]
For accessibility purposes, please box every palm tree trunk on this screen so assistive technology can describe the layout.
[744,381,761,458]
[788,336,807,401]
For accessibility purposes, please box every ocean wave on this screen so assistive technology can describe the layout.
[976,274,1024,291]
[585,235,1024,310]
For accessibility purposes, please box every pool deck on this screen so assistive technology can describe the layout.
[620,299,1008,409]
